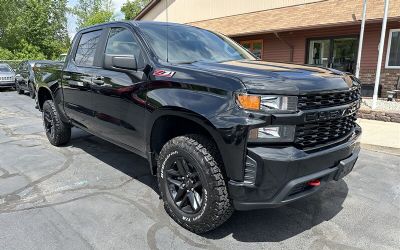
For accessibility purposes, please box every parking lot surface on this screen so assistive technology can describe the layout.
[0,90,399,250]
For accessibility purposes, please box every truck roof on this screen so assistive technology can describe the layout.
[77,20,200,34]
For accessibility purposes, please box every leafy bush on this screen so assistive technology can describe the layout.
[0,47,14,60]
[13,40,46,60]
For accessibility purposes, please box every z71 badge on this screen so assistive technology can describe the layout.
[153,69,176,77]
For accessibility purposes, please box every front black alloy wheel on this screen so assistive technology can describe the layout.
[157,135,233,234]
[166,157,203,214]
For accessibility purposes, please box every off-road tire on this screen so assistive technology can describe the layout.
[42,100,71,146]
[157,134,233,234]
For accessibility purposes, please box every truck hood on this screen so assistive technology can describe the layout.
[176,60,358,95]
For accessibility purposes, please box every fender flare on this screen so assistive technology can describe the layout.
[145,107,233,175]
[145,106,224,153]
[37,86,55,111]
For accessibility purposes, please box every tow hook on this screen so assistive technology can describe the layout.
[307,179,321,187]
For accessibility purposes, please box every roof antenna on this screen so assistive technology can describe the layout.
[166,0,169,62]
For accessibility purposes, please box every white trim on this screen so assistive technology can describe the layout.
[385,28,400,69]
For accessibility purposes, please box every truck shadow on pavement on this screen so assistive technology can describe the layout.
[67,128,159,195]
[204,180,348,242]
[68,128,348,243]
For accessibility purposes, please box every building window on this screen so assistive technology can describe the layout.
[240,40,263,59]
[386,29,400,69]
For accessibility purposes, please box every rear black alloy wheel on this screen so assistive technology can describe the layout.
[166,157,203,214]
[42,100,71,146]
[157,135,233,234]
[43,107,54,138]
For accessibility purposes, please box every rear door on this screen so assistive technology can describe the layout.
[62,29,105,130]
[90,25,148,152]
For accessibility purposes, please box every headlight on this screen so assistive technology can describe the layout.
[236,93,297,112]
[248,125,295,143]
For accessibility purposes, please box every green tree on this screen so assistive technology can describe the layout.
[72,0,115,29]
[121,0,150,20]
[0,0,69,60]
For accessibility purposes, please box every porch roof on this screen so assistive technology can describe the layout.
[188,0,400,37]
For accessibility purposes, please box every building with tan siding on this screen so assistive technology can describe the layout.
[136,0,400,97]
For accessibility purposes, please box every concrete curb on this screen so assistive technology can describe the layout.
[361,143,400,156]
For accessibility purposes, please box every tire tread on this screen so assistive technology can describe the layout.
[43,100,71,146]
[157,134,233,234]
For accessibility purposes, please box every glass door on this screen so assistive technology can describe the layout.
[307,37,358,73]
[331,37,358,73]
[308,39,331,68]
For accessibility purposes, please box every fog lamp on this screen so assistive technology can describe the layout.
[248,125,295,143]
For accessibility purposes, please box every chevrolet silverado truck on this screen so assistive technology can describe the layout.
[36,21,361,233]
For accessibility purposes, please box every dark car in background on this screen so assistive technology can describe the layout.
[15,60,53,98]
[0,63,16,89]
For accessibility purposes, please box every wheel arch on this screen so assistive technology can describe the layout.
[146,107,227,176]
[37,86,54,111]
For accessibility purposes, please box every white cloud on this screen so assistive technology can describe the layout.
[112,0,126,10]
[112,0,126,19]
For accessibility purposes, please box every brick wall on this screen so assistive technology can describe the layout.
[359,69,400,97]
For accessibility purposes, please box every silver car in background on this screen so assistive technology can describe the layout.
[0,63,15,89]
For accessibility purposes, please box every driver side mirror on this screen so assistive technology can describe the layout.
[104,54,137,71]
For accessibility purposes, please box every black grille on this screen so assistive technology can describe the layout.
[295,114,356,149]
[298,89,360,110]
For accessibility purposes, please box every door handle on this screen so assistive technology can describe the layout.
[92,76,104,85]
[63,75,71,80]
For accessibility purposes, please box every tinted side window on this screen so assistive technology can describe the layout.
[75,30,102,67]
[105,28,143,67]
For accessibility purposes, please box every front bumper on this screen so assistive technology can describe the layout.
[229,125,361,210]
[0,81,15,88]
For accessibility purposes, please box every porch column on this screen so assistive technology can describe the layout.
[372,0,390,109]
[355,0,367,78]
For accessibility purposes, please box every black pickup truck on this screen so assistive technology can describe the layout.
[36,21,361,233]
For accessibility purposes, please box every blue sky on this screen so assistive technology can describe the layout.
[67,0,125,38]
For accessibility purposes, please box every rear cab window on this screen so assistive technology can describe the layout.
[74,30,103,67]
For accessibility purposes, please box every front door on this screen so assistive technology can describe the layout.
[91,25,148,152]
[307,37,358,73]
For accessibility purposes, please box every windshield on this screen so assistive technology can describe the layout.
[139,23,256,64]
[0,65,11,73]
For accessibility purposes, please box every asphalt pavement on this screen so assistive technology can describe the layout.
[0,90,399,250]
